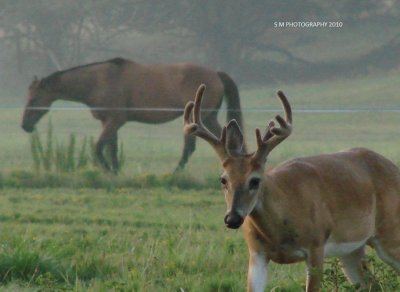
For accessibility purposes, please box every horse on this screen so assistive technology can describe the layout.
[21,58,245,173]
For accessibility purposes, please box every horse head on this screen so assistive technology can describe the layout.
[22,76,54,132]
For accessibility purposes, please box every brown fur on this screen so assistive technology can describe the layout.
[21,58,244,172]
[241,148,400,291]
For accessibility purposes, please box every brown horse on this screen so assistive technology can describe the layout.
[22,58,245,173]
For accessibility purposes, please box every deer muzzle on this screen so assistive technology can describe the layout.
[224,211,244,229]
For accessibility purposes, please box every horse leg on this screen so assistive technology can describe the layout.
[107,131,119,174]
[174,112,223,172]
[174,111,222,172]
[174,134,196,172]
[96,119,123,173]
[96,136,110,171]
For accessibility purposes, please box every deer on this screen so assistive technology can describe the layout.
[183,84,400,292]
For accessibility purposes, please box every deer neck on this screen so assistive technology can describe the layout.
[245,176,309,264]
[247,175,290,245]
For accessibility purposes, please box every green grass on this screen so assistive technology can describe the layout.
[0,187,301,291]
[0,188,397,291]
[0,169,219,190]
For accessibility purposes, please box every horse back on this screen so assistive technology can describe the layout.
[119,62,225,109]
[84,59,225,123]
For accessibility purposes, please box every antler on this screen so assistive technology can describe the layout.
[183,84,228,160]
[253,90,293,162]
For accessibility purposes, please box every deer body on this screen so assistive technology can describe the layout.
[183,85,400,291]
[245,148,400,291]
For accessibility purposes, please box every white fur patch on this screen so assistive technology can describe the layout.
[324,238,367,257]
[291,248,308,258]
[248,252,268,292]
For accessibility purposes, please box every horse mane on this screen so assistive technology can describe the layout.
[40,57,128,87]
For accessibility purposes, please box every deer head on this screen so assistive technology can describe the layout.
[184,84,292,229]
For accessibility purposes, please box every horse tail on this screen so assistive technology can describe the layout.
[217,71,244,126]
[217,71,246,152]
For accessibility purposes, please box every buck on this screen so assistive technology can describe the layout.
[183,85,400,292]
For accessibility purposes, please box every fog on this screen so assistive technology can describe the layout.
[0,0,400,103]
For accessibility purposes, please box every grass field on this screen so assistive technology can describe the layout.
[0,188,398,291]
[0,70,399,290]
[0,188,308,291]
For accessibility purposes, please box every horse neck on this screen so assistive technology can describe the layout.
[52,71,96,105]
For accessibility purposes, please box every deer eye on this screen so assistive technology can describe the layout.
[220,177,228,186]
[249,177,261,191]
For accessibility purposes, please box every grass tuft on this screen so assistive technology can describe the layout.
[30,121,125,174]
[0,248,61,284]
[0,170,218,190]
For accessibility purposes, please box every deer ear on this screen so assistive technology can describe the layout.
[225,119,244,156]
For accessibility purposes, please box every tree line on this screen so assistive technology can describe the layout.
[0,0,399,86]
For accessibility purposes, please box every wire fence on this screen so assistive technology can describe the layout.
[4,106,400,113]
[2,104,400,175]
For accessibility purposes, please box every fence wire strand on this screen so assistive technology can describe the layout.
[3,106,400,113]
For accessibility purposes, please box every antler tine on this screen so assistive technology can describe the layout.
[183,84,228,160]
[277,90,292,124]
[253,90,293,162]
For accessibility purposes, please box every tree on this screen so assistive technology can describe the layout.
[0,0,399,83]
[0,0,137,73]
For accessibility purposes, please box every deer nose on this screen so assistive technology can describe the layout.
[224,212,244,229]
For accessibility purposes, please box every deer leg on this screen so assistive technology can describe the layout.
[306,246,324,292]
[174,134,196,172]
[339,246,370,288]
[369,237,400,273]
[247,251,268,292]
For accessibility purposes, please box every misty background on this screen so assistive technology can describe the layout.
[0,0,400,104]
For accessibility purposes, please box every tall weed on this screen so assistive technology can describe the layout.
[30,121,124,173]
